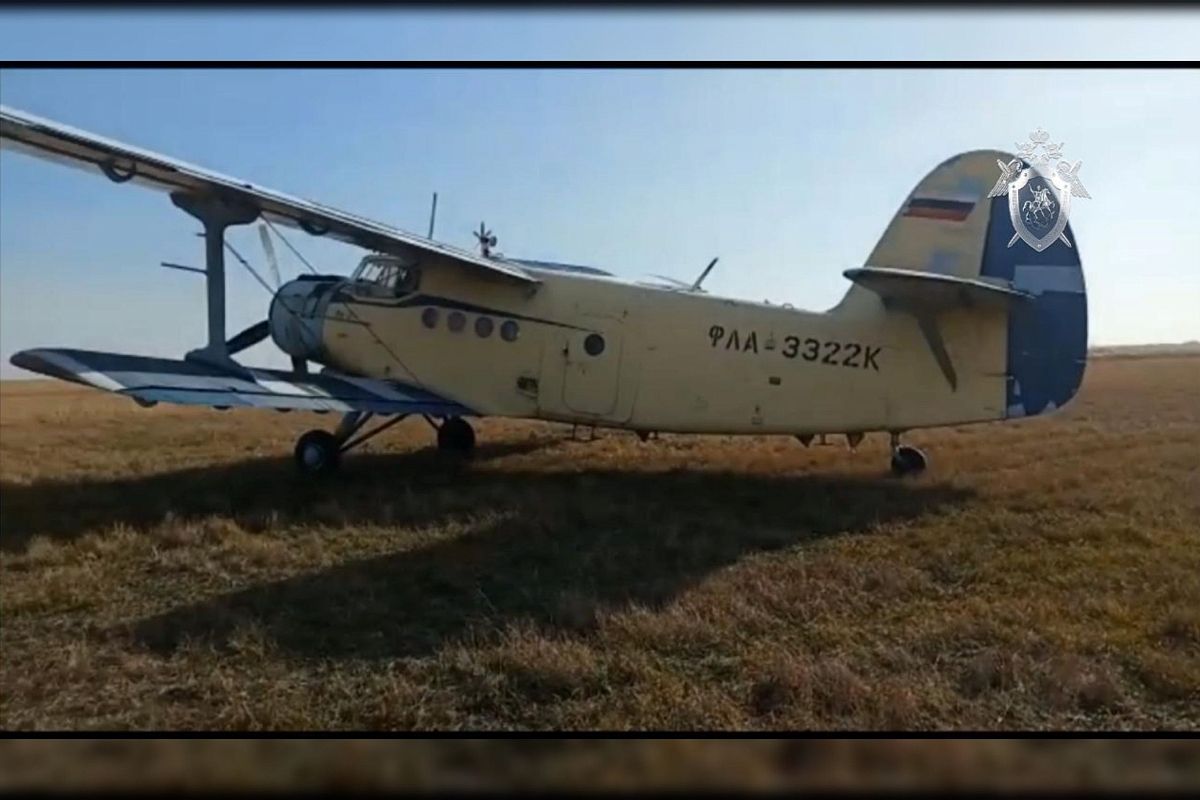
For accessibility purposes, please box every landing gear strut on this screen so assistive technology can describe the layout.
[293,411,408,476]
[889,431,928,477]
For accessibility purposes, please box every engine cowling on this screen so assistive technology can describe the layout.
[268,276,342,363]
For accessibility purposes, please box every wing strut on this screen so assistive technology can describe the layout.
[169,191,260,376]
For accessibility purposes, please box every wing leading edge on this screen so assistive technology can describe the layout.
[0,105,536,285]
[11,348,470,416]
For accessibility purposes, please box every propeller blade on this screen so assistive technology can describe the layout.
[258,224,281,289]
[226,320,269,355]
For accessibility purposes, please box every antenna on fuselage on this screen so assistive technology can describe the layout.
[690,257,719,292]
[427,191,438,239]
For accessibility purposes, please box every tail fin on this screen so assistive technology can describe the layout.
[838,149,1088,418]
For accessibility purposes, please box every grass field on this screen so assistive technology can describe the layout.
[2,739,1198,791]
[1,355,1197,731]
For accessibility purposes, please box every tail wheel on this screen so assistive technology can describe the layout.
[294,429,341,475]
[437,416,476,455]
[890,444,928,477]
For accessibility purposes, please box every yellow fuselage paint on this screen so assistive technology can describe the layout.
[320,261,1008,436]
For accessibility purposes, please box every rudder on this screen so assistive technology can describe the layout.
[980,170,1087,418]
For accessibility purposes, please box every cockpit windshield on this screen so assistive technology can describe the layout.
[351,256,420,297]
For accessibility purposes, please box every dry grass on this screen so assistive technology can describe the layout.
[1,739,1199,792]
[1,356,1198,732]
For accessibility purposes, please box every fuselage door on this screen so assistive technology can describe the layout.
[561,322,622,417]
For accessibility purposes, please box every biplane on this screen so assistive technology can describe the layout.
[0,106,1087,476]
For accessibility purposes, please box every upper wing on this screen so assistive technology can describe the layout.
[0,105,536,285]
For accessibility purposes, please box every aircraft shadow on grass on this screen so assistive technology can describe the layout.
[1,444,974,659]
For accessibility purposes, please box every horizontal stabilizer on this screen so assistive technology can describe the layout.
[843,267,1031,393]
[843,267,1031,314]
[10,348,470,416]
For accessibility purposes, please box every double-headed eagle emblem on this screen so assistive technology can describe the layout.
[988,128,1090,252]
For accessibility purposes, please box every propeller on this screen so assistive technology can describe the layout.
[258,223,282,290]
[226,320,270,355]
[222,225,286,356]
[473,221,497,256]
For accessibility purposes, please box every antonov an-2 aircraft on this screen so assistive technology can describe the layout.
[0,106,1087,476]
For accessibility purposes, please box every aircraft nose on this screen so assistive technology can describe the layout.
[268,277,341,362]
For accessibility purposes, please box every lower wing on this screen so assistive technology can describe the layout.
[10,348,470,416]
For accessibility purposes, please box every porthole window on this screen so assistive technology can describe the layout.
[584,333,606,356]
[447,311,466,333]
[421,307,439,329]
[500,320,520,342]
[475,316,494,338]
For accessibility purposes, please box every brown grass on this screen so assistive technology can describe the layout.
[1,739,1199,792]
[1,356,1198,732]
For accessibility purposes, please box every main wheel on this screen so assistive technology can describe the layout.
[437,416,476,456]
[890,444,928,477]
[294,429,341,475]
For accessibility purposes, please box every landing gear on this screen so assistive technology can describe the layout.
[436,416,476,456]
[293,411,409,475]
[294,429,341,475]
[889,432,928,477]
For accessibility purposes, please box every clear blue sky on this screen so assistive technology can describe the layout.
[1,12,1199,377]
[1,8,1200,61]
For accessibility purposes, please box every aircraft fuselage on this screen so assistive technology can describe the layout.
[293,258,1011,437]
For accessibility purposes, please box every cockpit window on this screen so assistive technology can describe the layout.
[352,257,420,297]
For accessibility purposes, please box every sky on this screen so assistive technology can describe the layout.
[1,12,1199,378]
[1,8,1200,61]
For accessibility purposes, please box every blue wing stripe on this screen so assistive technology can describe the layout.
[10,348,471,416]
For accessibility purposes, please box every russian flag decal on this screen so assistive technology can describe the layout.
[902,197,975,222]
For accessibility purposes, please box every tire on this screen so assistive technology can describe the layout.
[890,445,928,477]
[294,429,341,475]
[437,416,476,455]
